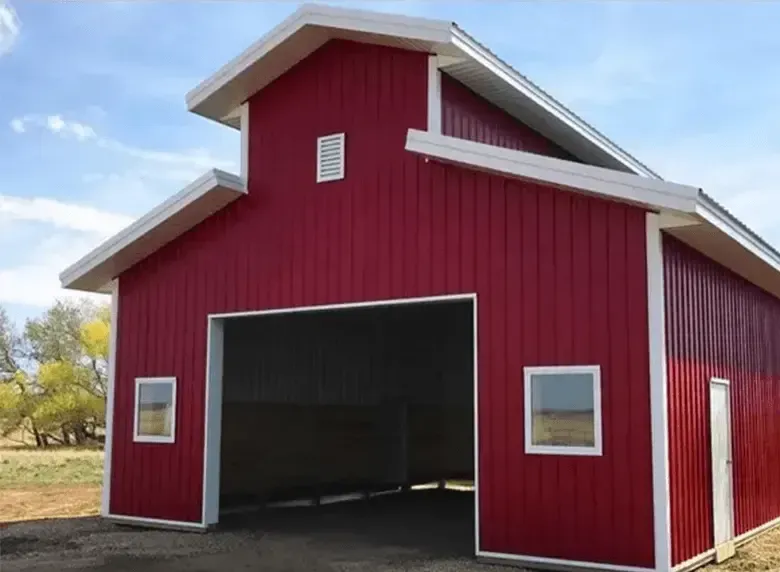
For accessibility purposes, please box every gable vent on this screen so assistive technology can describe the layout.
[316,133,346,183]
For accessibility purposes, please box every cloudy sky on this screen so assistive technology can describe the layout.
[2,1,780,327]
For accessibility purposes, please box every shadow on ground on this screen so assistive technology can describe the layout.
[1,490,504,571]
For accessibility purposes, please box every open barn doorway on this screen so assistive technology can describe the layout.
[201,295,477,539]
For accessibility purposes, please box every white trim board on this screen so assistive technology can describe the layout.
[101,279,119,517]
[647,213,672,572]
[477,551,655,572]
[201,293,479,533]
[184,2,655,178]
[106,513,207,533]
[59,169,246,293]
[405,129,700,213]
[427,54,442,134]
[240,103,250,184]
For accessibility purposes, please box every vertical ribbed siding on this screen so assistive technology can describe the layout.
[112,39,653,568]
[440,73,575,160]
[665,235,780,566]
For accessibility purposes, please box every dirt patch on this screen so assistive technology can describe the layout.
[705,527,780,571]
[0,491,503,572]
[0,486,101,523]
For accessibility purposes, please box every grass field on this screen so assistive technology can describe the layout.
[0,439,103,523]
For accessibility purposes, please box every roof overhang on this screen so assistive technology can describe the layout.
[406,129,780,299]
[185,3,657,178]
[59,170,246,293]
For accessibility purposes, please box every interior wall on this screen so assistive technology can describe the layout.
[220,300,473,502]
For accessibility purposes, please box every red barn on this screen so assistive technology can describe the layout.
[60,5,780,572]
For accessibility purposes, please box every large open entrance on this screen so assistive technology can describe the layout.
[202,295,477,542]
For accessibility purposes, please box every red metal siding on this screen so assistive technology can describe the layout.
[665,235,780,566]
[112,39,654,567]
[440,73,574,160]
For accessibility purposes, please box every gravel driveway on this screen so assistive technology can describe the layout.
[1,490,510,571]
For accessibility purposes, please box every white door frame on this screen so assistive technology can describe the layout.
[709,377,735,554]
[200,293,479,534]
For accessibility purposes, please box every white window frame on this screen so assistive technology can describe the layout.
[524,365,603,457]
[133,376,177,444]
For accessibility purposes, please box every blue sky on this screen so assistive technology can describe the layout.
[1,1,780,327]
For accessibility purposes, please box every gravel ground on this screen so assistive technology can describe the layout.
[1,490,509,572]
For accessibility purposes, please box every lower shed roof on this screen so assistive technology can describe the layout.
[59,129,780,303]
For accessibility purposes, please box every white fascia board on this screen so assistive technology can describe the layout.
[449,27,660,180]
[696,193,780,274]
[59,169,246,292]
[406,129,700,213]
[185,3,452,114]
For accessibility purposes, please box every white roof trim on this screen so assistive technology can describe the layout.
[448,28,659,179]
[696,194,780,274]
[405,129,699,213]
[60,169,246,293]
[185,3,452,114]
[184,3,657,178]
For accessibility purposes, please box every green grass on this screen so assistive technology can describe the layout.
[0,447,104,488]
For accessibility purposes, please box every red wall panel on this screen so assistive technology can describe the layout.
[441,73,574,160]
[665,235,780,566]
[112,40,654,567]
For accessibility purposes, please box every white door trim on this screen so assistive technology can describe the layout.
[201,293,479,533]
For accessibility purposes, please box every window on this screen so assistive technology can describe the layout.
[524,365,602,456]
[133,377,177,444]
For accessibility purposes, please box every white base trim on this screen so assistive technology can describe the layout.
[672,515,780,572]
[735,514,780,544]
[477,551,654,572]
[105,513,207,532]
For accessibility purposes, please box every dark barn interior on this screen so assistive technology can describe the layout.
[218,299,475,509]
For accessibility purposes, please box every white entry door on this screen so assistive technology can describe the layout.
[710,378,734,550]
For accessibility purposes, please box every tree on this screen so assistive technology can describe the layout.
[0,299,111,447]
[0,306,21,380]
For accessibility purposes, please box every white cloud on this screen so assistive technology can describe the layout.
[0,0,20,57]
[0,194,134,235]
[9,117,24,133]
[11,113,234,171]
[0,196,133,308]
[12,114,97,142]
[0,233,110,308]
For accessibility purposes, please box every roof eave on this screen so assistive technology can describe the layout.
[185,3,454,125]
[448,26,660,180]
[59,169,246,293]
[405,129,697,213]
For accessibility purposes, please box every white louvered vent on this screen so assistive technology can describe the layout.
[316,133,346,183]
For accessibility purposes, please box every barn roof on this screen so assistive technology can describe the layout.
[59,170,245,293]
[59,3,780,302]
[185,3,658,178]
